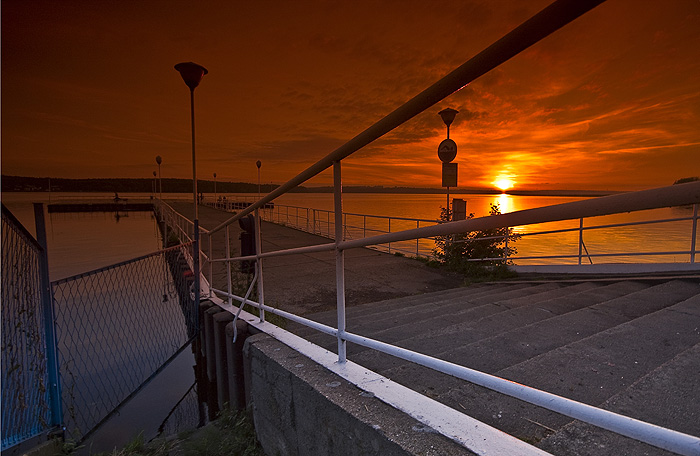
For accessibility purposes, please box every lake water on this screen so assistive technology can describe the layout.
[3,190,697,274]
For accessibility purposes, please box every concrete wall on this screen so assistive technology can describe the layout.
[242,333,471,456]
[198,302,470,455]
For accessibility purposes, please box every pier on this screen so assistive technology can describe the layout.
[164,200,700,456]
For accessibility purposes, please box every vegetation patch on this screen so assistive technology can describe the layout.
[432,203,520,282]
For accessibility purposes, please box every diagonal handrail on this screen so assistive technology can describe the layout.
[209,0,607,235]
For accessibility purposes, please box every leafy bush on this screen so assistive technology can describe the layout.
[432,203,520,278]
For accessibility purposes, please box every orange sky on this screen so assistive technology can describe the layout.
[2,0,699,191]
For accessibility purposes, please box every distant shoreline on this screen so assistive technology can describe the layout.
[1,174,618,198]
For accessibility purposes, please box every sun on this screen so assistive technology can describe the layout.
[493,178,515,192]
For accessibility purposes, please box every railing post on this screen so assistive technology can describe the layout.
[578,218,584,265]
[388,218,392,254]
[33,204,63,430]
[416,221,420,257]
[225,226,232,307]
[333,161,347,363]
[691,203,698,264]
[208,233,213,297]
[254,208,265,322]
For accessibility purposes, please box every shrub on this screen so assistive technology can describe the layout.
[432,203,520,278]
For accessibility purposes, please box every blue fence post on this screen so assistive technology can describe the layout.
[33,203,63,431]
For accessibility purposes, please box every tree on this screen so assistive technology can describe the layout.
[432,203,520,277]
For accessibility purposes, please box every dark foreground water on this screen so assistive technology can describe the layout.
[2,193,202,453]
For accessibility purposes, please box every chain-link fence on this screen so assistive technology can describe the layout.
[1,205,53,450]
[52,242,198,442]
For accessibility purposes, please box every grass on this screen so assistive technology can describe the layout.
[69,408,264,456]
[178,408,263,456]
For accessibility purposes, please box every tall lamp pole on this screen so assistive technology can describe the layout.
[155,155,163,200]
[152,171,157,198]
[175,61,208,313]
[256,160,262,201]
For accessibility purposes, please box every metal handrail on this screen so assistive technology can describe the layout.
[159,0,700,451]
[184,185,700,456]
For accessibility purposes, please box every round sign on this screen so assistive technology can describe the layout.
[438,139,457,163]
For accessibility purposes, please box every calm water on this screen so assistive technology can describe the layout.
[257,191,696,264]
[2,192,195,453]
[4,191,697,271]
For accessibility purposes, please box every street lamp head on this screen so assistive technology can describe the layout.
[438,108,459,127]
[153,171,157,177]
[213,172,216,178]
[256,160,262,169]
[174,62,208,90]
[156,155,162,165]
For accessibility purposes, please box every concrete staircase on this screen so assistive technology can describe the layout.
[287,277,700,455]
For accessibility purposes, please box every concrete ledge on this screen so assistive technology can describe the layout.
[513,263,700,275]
[244,333,474,456]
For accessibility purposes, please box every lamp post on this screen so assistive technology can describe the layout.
[213,172,217,205]
[438,108,459,220]
[152,171,157,198]
[155,156,163,200]
[175,61,208,312]
[256,160,262,201]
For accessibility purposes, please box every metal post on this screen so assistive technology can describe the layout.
[33,203,63,430]
[691,203,698,264]
[208,233,213,297]
[504,228,509,262]
[578,218,584,265]
[226,227,232,307]
[188,88,201,320]
[447,188,450,220]
[388,218,392,254]
[254,208,265,322]
[333,161,347,363]
[416,221,420,257]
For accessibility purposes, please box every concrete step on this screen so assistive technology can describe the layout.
[301,282,571,352]
[287,282,537,339]
[442,279,700,372]
[434,291,700,444]
[351,280,649,373]
[538,342,700,456]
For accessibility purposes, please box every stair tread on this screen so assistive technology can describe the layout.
[432,293,700,443]
[349,280,650,368]
[538,342,700,456]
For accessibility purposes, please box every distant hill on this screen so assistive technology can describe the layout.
[1,175,281,194]
[1,175,620,197]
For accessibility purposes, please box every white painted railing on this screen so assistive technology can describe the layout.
[202,199,699,268]
[163,0,700,453]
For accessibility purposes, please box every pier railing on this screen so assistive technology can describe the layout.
[202,198,698,267]
[51,242,198,442]
[174,0,700,453]
[201,199,437,258]
[1,204,61,451]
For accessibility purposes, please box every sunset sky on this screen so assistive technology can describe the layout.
[2,0,699,191]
